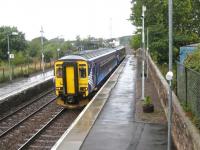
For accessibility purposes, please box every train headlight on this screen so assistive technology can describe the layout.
[80,87,87,91]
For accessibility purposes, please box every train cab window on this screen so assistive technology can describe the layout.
[56,67,62,78]
[79,68,86,78]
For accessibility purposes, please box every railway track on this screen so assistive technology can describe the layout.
[0,89,54,119]
[0,90,56,138]
[0,90,81,150]
[18,109,81,150]
[0,91,58,149]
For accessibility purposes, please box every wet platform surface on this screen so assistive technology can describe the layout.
[52,56,167,150]
[80,56,167,150]
[0,70,53,100]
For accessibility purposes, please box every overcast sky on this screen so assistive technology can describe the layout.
[0,0,135,40]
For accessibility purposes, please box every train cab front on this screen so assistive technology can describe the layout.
[54,60,89,109]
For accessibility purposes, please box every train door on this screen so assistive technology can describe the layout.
[62,62,78,96]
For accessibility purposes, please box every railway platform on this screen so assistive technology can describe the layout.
[0,70,54,114]
[52,55,168,150]
[0,70,53,101]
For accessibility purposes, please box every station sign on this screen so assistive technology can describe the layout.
[9,54,15,59]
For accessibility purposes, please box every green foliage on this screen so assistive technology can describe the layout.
[143,96,152,105]
[44,50,54,62]
[0,26,27,60]
[130,0,200,64]
[74,35,105,50]
[27,36,76,61]
[61,41,76,55]
[181,102,192,112]
[12,51,27,65]
[130,34,141,49]
[27,37,41,57]
[184,47,200,72]
[181,101,200,130]
[192,116,200,130]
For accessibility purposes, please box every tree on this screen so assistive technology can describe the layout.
[184,45,200,72]
[130,34,141,49]
[190,0,200,36]
[28,37,49,58]
[75,35,82,50]
[0,26,27,60]
[61,41,75,54]
[130,0,200,63]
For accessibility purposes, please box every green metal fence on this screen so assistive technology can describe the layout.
[177,62,200,119]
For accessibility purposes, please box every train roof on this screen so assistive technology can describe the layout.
[58,48,116,62]
[58,55,87,61]
[78,48,116,60]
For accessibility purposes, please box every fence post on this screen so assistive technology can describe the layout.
[185,67,188,107]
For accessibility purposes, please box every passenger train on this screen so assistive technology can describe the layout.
[54,46,126,108]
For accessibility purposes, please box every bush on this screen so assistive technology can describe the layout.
[184,46,200,72]
[130,34,141,50]
[44,50,54,62]
[143,96,152,105]
[12,51,27,65]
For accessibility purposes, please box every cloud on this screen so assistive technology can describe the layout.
[0,0,134,40]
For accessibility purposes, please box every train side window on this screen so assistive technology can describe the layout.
[79,68,86,78]
[56,68,62,78]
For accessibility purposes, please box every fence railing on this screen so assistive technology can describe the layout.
[0,61,54,82]
[177,62,200,120]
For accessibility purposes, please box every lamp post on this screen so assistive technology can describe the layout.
[141,5,146,100]
[146,27,149,78]
[7,32,18,81]
[40,27,45,75]
[166,0,173,150]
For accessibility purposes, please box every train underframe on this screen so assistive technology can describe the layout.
[56,94,90,109]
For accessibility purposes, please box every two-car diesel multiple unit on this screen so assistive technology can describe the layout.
[54,46,126,108]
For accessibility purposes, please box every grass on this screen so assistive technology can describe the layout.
[0,61,54,83]
[181,102,200,130]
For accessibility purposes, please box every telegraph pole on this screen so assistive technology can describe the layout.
[7,35,11,81]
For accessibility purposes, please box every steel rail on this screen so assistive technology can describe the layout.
[0,97,57,138]
[18,108,65,150]
[0,89,54,122]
